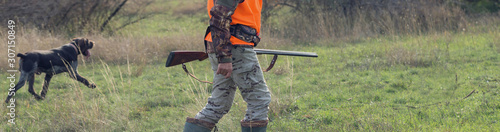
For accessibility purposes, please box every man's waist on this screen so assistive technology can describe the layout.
[206,42,253,53]
[204,24,260,45]
[229,24,260,46]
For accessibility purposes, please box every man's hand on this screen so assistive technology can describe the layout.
[216,62,233,78]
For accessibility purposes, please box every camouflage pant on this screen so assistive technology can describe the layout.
[195,46,271,124]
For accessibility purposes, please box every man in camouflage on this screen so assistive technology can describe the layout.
[183,0,270,132]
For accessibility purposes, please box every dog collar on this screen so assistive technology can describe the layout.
[69,42,79,54]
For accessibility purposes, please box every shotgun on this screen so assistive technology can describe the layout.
[166,49,318,71]
[165,49,317,83]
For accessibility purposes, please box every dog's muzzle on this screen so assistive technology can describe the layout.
[83,42,93,59]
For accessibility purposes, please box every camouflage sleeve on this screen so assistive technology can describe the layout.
[210,0,244,63]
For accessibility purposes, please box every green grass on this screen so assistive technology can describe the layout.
[114,0,208,37]
[1,30,499,131]
[1,0,499,131]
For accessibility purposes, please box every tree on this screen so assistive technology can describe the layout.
[0,0,160,34]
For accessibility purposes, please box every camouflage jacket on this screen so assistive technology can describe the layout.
[209,0,244,63]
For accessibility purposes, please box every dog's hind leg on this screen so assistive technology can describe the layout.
[4,72,29,103]
[27,73,43,100]
[4,59,37,103]
[40,74,54,98]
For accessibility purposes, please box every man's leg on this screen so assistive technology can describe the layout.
[195,53,238,123]
[183,117,216,132]
[184,53,238,132]
[232,47,271,131]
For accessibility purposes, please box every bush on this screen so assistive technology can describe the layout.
[263,0,468,41]
[461,0,500,13]
[0,0,156,35]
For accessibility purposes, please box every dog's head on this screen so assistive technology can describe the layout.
[72,38,95,57]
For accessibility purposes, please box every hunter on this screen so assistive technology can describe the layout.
[183,0,271,132]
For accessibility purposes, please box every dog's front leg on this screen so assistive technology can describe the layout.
[69,70,96,88]
[27,74,43,100]
[40,74,54,98]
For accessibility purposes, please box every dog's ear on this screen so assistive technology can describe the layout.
[72,38,79,43]
[72,38,80,45]
[82,38,93,49]
[73,38,91,44]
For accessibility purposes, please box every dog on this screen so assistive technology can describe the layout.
[5,38,96,103]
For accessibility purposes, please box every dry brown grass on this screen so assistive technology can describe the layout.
[386,46,434,68]
[171,1,206,16]
[0,24,291,70]
[0,27,203,70]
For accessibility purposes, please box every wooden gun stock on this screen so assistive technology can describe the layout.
[165,51,209,67]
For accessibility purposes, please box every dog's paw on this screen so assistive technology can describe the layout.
[89,83,97,89]
[5,96,13,104]
[34,96,44,100]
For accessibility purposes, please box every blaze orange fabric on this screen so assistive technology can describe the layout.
[205,0,262,46]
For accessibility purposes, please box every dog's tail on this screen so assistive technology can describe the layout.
[17,53,26,58]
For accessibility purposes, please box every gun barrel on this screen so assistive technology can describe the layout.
[254,49,318,57]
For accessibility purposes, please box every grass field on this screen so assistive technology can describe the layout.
[1,0,500,131]
[1,30,499,131]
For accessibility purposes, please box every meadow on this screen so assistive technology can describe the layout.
[1,0,500,131]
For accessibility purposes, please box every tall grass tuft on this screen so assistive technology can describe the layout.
[0,28,202,70]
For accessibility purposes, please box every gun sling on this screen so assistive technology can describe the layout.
[182,64,213,84]
[180,52,279,84]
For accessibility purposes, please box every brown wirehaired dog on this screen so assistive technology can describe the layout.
[5,38,96,103]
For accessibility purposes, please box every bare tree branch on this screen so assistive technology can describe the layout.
[115,15,151,31]
[100,0,128,32]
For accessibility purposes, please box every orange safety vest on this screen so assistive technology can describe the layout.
[205,0,262,46]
